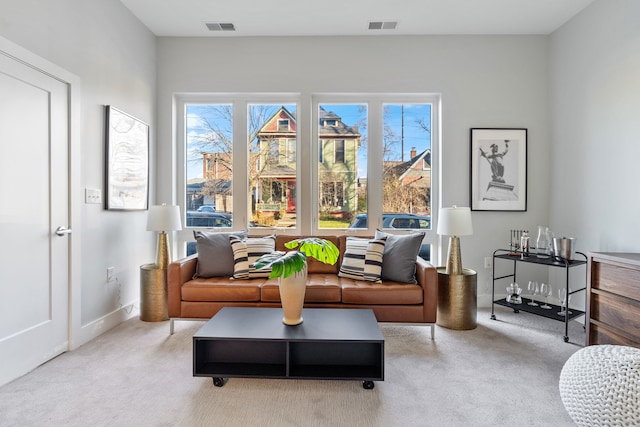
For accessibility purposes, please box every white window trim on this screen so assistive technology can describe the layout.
[173,92,440,261]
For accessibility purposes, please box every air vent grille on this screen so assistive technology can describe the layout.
[368,21,398,30]
[206,22,236,31]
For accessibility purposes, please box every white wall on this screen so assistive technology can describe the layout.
[549,0,640,256]
[157,35,552,304]
[5,0,633,330]
[0,0,157,345]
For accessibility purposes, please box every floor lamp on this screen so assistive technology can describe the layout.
[146,204,182,269]
[437,206,473,275]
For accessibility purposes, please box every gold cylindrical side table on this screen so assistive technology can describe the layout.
[140,263,168,322]
[436,267,477,330]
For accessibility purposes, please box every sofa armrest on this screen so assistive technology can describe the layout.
[415,256,438,323]
[167,254,198,318]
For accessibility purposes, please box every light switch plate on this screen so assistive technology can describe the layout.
[85,188,102,204]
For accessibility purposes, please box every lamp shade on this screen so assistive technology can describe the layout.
[146,204,182,232]
[437,206,473,236]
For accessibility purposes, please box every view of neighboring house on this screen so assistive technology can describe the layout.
[384,148,431,215]
[187,152,232,211]
[253,106,362,220]
[193,106,431,221]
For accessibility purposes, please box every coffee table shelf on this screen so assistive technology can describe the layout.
[193,307,384,389]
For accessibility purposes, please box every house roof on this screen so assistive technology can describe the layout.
[388,148,431,179]
[257,105,360,138]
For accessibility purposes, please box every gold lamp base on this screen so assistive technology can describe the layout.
[155,231,170,269]
[445,235,463,275]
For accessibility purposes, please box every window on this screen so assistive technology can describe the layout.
[334,140,345,163]
[321,182,344,207]
[287,139,296,163]
[382,103,432,220]
[268,139,280,164]
[177,94,438,261]
[277,119,289,131]
[250,103,297,228]
[185,103,233,225]
[317,103,366,228]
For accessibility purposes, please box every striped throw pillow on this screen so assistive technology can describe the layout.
[338,237,387,283]
[229,235,276,279]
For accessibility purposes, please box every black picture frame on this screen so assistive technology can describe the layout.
[105,105,149,210]
[470,128,527,211]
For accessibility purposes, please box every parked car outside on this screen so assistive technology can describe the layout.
[196,205,216,212]
[349,213,431,230]
[349,213,431,261]
[185,211,231,227]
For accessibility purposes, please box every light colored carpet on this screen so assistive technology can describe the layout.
[0,307,583,427]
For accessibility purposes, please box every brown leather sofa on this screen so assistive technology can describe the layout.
[167,235,438,336]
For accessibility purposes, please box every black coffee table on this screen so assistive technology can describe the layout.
[193,307,384,389]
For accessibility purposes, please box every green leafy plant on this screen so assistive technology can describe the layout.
[253,237,340,279]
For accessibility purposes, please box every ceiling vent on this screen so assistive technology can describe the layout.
[368,21,398,30]
[205,22,236,31]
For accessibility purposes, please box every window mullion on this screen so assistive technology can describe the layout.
[233,100,248,228]
[367,100,384,231]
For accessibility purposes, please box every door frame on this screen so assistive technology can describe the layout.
[0,36,82,350]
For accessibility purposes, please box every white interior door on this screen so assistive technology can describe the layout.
[0,50,70,386]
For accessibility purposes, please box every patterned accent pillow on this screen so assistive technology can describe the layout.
[229,236,276,279]
[338,237,387,283]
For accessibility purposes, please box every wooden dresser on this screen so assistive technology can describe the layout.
[586,252,640,347]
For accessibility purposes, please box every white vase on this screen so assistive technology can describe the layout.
[279,263,307,325]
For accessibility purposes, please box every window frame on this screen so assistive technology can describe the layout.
[312,94,440,256]
[174,93,440,260]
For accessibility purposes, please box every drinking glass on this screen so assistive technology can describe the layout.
[527,280,539,306]
[540,282,553,309]
[557,288,573,316]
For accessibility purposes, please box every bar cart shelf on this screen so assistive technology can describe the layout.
[490,249,587,342]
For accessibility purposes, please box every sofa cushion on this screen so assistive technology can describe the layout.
[229,235,276,279]
[375,230,425,284]
[338,237,386,283]
[261,273,342,303]
[193,230,248,278]
[341,278,424,305]
[181,276,263,302]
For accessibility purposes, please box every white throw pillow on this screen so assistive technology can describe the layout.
[338,237,386,283]
[229,235,276,279]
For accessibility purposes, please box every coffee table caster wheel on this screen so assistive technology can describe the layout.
[513,309,520,313]
[213,377,226,387]
[362,381,375,390]
[563,336,569,343]
[490,314,496,320]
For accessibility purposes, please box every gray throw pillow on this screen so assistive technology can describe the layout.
[193,230,248,278]
[374,230,425,284]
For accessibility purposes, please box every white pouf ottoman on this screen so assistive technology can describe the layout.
[559,345,640,426]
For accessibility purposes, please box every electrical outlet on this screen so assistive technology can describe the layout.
[106,267,115,282]
[85,188,102,204]
[484,257,492,269]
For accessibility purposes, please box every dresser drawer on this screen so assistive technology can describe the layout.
[589,323,640,347]
[590,292,640,339]
[591,261,640,300]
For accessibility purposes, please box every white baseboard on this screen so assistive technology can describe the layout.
[71,301,139,349]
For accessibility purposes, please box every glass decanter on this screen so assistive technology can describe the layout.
[536,225,551,259]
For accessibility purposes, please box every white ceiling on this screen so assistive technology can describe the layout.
[120,0,595,37]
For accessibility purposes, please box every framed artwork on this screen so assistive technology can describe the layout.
[105,105,149,210]
[470,128,527,211]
